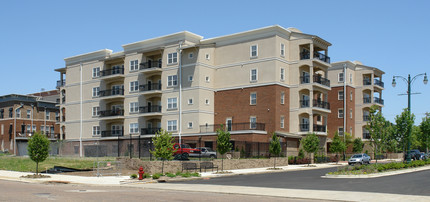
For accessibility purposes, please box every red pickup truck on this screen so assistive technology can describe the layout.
[173,143,200,158]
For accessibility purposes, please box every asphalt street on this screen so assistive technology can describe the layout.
[176,166,430,196]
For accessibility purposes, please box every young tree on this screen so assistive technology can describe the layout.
[150,129,176,174]
[216,125,232,172]
[340,132,353,160]
[366,105,389,163]
[330,132,346,164]
[28,132,50,175]
[269,133,281,169]
[394,108,415,160]
[352,138,364,153]
[301,133,319,166]
[419,114,430,153]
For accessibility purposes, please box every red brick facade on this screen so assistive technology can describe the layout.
[327,86,356,139]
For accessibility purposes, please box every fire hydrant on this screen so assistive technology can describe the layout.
[138,166,144,180]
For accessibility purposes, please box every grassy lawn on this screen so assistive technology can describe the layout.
[328,159,430,175]
[0,155,115,173]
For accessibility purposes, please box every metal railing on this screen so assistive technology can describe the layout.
[101,130,124,137]
[99,88,124,97]
[56,80,65,88]
[17,132,60,139]
[140,61,162,69]
[363,97,371,104]
[313,124,326,132]
[139,105,161,113]
[363,79,371,85]
[313,52,330,63]
[300,49,310,60]
[141,128,161,135]
[300,124,309,132]
[374,79,384,88]
[139,83,161,92]
[300,76,310,84]
[374,97,384,105]
[99,109,124,117]
[100,67,124,77]
[313,99,330,110]
[300,100,310,108]
[200,122,265,133]
[313,75,330,87]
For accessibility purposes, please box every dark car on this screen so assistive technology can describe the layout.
[405,150,421,160]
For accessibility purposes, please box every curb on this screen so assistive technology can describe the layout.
[323,165,430,178]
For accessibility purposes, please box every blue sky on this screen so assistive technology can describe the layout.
[1,0,429,123]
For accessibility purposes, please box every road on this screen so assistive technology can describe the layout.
[176,167,430,196]
[0,180,327,202]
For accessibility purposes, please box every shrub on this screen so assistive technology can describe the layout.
[180,172,192,178]
[152,173,162,179]
[190,172,200,177]
[166,173,176,178]
[130,174,137,179]
[298,149,305,159]
[142,173,150,178]
[175,170,182,176]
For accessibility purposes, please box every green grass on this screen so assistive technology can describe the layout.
[0,156,114,172]
[328,159,430,175]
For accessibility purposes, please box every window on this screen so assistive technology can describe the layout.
[167,120,177,131]
[338,72,344,82]
[349,73,353,83]
[338,127,344,136]
[26,125,31,133]
[317,115,321,122]
[280,116,285,128]
[188,122,193,129]
[205,76,210,83]
[130,102,139,113]
[188,98,193,105]
[45,111,50,120]
[130,123,139,133]
[27,110,31,118]
[167,75,178,87]
[188,75,193,81]
[338,91,344,100]
[280,43,285,56]
[250,69,258,82]
[16,108,21,118]
[92,67,100,78]
[32,125,36,132]
[250,45,258,57]
[350,92,353,101]
[205,99,209,105]
[280,68,285,81]
[92,106,100,117]
[168,52,178,64]
[130,60,139,71]
[250,92,257,105]
[280,92,285,104]
[250,116,257,129]
[9,108,13,118]
[338,108,344,118]
[167,98,178,109]
[205,53,210,60]
[92,87,100,97]
[92,126,100,136]
[0,109,3,119]
[188,53,193,59]
[56,112,59,121]
[350,109,353,118]
[130,81,139,92]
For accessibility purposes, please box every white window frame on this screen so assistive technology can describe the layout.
[338,90,344,100]
[188,98,193,105]
[130,60,139,71]
[280,92,285,104]
[250,116,257,129]
[338,72,344,82]
[167,120,177,131]
[338,127,344,135]
[27,109,31,119]
[168,52,178,64]
[250,45,258,57]
[350,109,353,119]
[92,126,100,136]
[167,97,178,109]
[338,108,344,118]
[129,123,139,134]
[16,108,21,118]
[92,67,100,78]
[205,99,210,105]
[250,69,258,82]
[129,102,139,113]
[205,76,210,83]
[92,87,100,97]
[130,81,139,92]
[250,92,257,105]
[188,122,193,129]
[188,75,193,82]
[280,68,285,81]
[45,110,50,120]
[205,53,210,60]
[280,116,285,128]
[350,92,353,101]
[280,43,285,57]
[349,73,353,83]
[167,75,178,87]
[92,106,100,117]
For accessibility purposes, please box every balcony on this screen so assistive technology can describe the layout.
[313,75,330,87]
[313,99,330,110]
[300,49,310,60]
[56,80,65,88]
[17,132,60,139]
[139,83,162,92]
[363,115,370,121]
[363,132,371,139]
[313,52,330,63]
[139,105,161,114]
[299,123,309,132]
[313,124,326,132]
[374,97,384,105]
[363,79,371,86]
[300,76,310,84]
[363,97,372,104]
[101,130,123,137]
[99,109,124,117]
[141,128,161,135]
[200,122,265,133]
[374,79,384,88]
[100,67,124,78]
[300,100,310,108]
[99,88,124,97]
[140,61,162,70]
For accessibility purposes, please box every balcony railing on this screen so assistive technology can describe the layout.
[363,79,371,85]
[300,123,309,132]
[363,132,371,139]
[313,52,330,63]
[313,75,330,87]
[300,76,310,84]
[141,128,161,135]
[374,97,384,105]
[313,124,326,132]
[56,80,65,88]
[99,109,124,117]
[101,130,124,137]
[17,132,60,139]
[374,79,384,88]
[200,122,265,133]
[300,49,310,60]
[363,115,370,121]
[100,67,124,77]
[139,83,162,92]
[139,105,161,113]
[363,97,371,104]
[300,100,310,108]
[99,88,124,97]
[313,99,330,110]
[140,61,162,70]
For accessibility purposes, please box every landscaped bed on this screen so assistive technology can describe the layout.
[328,159,430,175]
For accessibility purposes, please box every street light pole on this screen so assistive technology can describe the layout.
[392,73,428,163]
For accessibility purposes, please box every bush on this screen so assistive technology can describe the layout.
[142,173,150,179]
[298,149,305,159]
[175,170,182,176]
[180,172,192,178]
[152,173,162,179]
[166,173,176,178]
[130,174,137,179]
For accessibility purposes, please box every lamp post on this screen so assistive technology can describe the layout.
[392,73,428,163]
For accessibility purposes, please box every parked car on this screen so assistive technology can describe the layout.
[348,153,371,165]
[404,150,421,160]
[420,152,428,160]
[194,147,217,158]
[173,143,200,158]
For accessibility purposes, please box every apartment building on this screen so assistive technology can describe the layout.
[327,61,384,145]
[56,25,333,156]
[0,91,60,155]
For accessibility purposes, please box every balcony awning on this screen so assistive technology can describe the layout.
[274,131,302,139]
